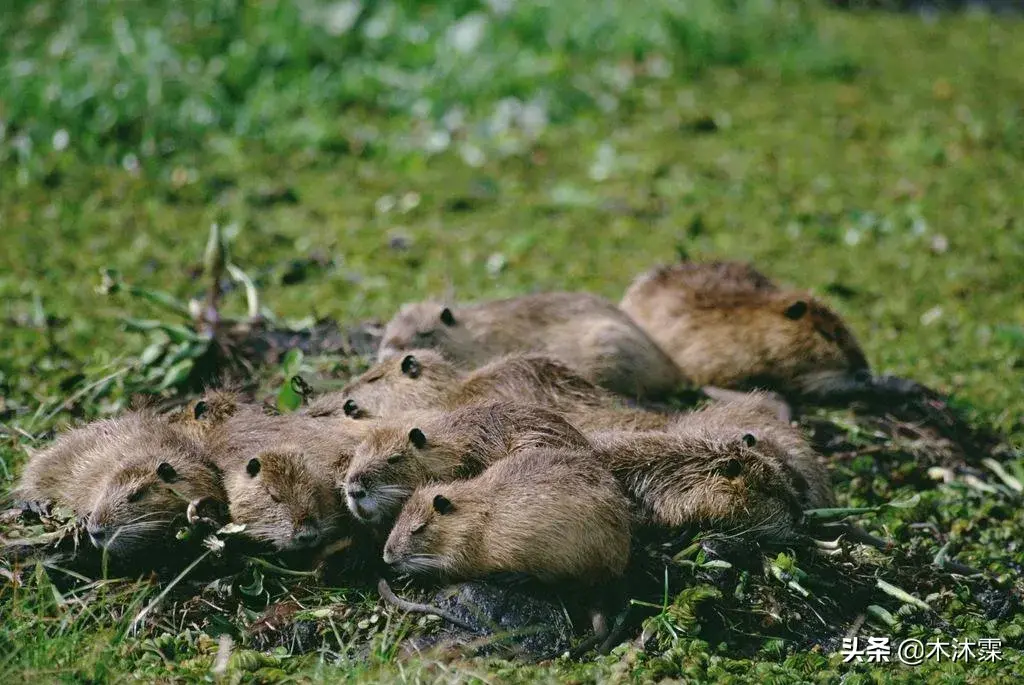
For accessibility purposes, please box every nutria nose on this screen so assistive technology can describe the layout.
[347,482,366,500]
[87,523,108,548]
[293,523,321,549]
[382,545,394,565]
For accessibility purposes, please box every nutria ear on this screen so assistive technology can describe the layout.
[343,399,359,417]
[783,300,808,320]
[440,307,456,327]
[156,462,178,483]
[408,428,427,449]
[741,433,757,447]
[193,400,209,421]
[246,458,262,477]
[432,494,454,515]
[401,355,421,379]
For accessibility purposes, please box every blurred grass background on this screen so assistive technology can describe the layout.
[0,0,1022,680]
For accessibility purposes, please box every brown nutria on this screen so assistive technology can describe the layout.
[376,292,690,400]
[589,403,830,541]
[206,411,369,552]
[383,447,630,584]
[315,350,675,433]
[168,389,249,435]
[668,392,835,512]
[620,260,924,402]
[302,350,459,420]
[344,401,591,525]
[13,411,227,557]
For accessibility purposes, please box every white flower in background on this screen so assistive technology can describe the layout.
[483,0,515,16]
[447,13,488,54]
[460,142,486,168]
[52,129,70,152]
[325,1,362,36]
[589,143,616,182]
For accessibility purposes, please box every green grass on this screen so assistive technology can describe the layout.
[2,0,1023,681]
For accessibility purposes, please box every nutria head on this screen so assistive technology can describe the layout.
[377,302,473,362]
[689,432,807,540]
[344,421,465,525]
[771,295,870,396]
[169,390,246,437]
[86,449,225,557]
[224,449,344,552]
[307,349,459,420]
[382,485,478,577]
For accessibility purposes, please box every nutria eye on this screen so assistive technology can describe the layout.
[439,308,456,327]
[156,462,178,483]
[193,400,209,420]
[783,300,808,320]
[246,458,262,477]
[408,428,427,449]
[741,433,757,448]
[343,399,360,418]
[387,453,404,465]
[718,459,744,479]
[400,355,421,379]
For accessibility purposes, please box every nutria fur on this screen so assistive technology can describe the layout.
[383,448,630,584]
[314,350,673,434]
[207,411,369,552]
[344,401,591,525]
[621,260,915,401]
[376,292,690,399]
[13,411,226,557]
[590,396,833,540]
[303,350,459,420]
[668,392,835,512]
[168,389,250,435]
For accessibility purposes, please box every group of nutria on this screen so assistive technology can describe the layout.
[12,259,927,651]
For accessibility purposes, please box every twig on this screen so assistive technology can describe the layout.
[376,578,481,633]
[876,579,931,611]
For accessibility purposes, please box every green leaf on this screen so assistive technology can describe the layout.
[277,382,302,413]
[157,359,195,391]
[281,348,304,377]
[238,568,264,597]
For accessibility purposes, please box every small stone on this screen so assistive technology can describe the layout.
[920,306,943,326]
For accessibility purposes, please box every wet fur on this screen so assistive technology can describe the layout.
[207,411,369,551]
[376,292,689,399]
[344,401,591,524]
[590,394,834,541]
[621,260,871,399]
[14,411,226,556]
[384,448,631,585]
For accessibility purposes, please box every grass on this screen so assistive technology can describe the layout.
[2,0,1023,681]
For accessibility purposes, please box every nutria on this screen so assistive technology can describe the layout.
[383,447,630,584]
[620,260,924,402]
[312,350,676,433]
[590,397,833,540]
[206,411,369,552]
[13,411,227,557]
[344,401,591,525]
[168,389,249,435]
[376,292,690,400]
[302,350,459,420]
[668,392,835,512]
